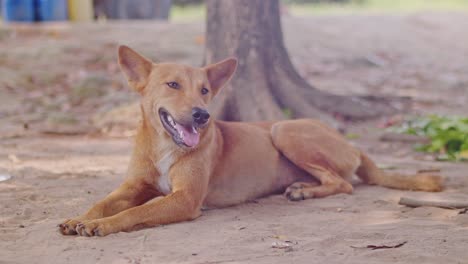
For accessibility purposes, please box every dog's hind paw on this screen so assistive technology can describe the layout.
[284,182,315,201]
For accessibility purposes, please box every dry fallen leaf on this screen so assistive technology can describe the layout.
[194,35,205,45]
[272,235,288,240]
[271,241,293,249]
[271,239,298,252]
[8,154,21,164]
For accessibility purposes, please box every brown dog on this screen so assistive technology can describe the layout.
[59,45,442,236]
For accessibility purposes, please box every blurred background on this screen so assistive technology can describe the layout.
[1,0,468,150]
[0,0,467,124]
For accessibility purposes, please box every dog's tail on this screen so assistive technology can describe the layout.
[355,151,443,192]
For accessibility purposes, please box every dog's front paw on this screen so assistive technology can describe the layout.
[75,219,114,237]
[58,219,82,235]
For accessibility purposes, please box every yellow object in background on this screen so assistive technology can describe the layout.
[68,0,93,22]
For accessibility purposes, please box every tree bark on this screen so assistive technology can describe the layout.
[205,0,394,123]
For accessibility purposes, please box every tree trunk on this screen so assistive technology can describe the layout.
[205,0,394,123]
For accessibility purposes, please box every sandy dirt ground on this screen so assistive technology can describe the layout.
[1,12,468,264]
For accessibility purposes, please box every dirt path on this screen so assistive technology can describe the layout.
[1,12,468,264]
[1,135,468,264]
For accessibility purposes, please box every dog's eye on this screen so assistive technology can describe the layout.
[201,88,209,95]
[166,82,179,89]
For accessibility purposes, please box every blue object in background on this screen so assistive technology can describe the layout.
[36,0,67,21]
[2,0,35,22]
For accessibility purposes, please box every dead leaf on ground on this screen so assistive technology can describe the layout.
[8,154,21,164]
[351,241,407,250]
[271,240,297,251]
[194,35,205,45]
[272,235,288,240]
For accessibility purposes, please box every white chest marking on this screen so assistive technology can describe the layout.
[155,151,174,195]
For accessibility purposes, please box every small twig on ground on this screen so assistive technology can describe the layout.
[379,132,430,143]
[417,168,441,173]
[399,197,468,209]
[351,241,407,250]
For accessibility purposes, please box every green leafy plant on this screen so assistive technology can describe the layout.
[392,115,468,161]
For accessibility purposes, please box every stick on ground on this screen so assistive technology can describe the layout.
[399,197,468,209]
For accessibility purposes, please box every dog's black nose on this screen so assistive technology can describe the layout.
[192,107,210,125]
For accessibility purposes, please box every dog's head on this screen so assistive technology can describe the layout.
[118,45,237,148]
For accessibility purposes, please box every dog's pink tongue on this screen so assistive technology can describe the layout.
[175,123,199,147]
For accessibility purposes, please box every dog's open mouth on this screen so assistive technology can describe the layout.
[159,108,200,148]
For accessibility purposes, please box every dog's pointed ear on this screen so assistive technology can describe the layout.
[204,57,237,95]
[118,45,153,92]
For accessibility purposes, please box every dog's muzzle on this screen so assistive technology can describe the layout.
[192,107,210,126]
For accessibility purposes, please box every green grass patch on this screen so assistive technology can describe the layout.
[391,115,468,161]
[282,108,294,119]
[170,4,205,22]
[345,133,360,140]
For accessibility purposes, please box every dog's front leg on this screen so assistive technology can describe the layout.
[59,177,159,235]
[59,147,161,235]
[75,189,200,236]
[75,164,209,236]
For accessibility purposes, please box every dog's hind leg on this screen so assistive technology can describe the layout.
[271,120,359,201]
[283,166,353,201]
